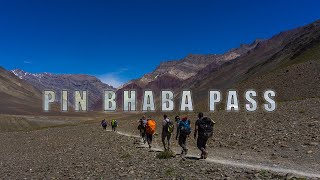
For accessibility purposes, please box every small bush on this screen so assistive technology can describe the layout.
[165,168,174,176]
[156,151,175,159]
[120,153,131,159]
[259,170,270,177]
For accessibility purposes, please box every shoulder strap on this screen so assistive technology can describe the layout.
[182,120,187,126]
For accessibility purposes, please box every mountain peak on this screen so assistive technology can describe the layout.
[11,69,53,79]
[12,69,29,79]
[10,69,116,110]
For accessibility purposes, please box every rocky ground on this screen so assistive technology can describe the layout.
[0,95,319,179]
[0,122,318,179]
[114,97,320,179]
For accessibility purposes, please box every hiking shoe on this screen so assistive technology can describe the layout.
[185,149,188,155]
[203,150,208,159]
[149,145,152,149]
[200,154,204,159]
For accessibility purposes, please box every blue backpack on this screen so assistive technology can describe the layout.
[180,120,191,135]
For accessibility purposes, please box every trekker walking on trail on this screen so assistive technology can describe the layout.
[162,114,174,151]
[138,115,147,143]
[145,117,156,149]
[175,116,181,134]
[111,119,118,132]
[194,112,215,159]
[176,116,191,155]
[101,119,107,130]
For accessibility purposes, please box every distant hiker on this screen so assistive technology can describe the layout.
[162,114,174,151]
[194,112,215,159]
[138,115,147,143]
[176,116,191,155]
[175,115,181,123]
[101,119,107,130]
[175,116,181,134]
[145,117,156,149]
[138,119,143,135]
[111,119,118,132]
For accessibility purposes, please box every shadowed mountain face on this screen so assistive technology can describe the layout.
[186,20,320,110]
[113,20,320,111]
[11,69,115,111]
[0,67,42,114]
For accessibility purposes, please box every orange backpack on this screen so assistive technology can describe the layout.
[146,119,156,135]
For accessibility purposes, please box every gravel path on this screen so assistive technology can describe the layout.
[0,124,317,179]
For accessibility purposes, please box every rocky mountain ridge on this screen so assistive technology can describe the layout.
[11,69,115,110]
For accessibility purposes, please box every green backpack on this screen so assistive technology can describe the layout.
[111,119,117,126]
[166,120,174,133]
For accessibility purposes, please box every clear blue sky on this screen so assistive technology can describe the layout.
[0,0,319,87]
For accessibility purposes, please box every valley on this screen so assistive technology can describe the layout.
[0,96,319,179]
[1,19,320,179]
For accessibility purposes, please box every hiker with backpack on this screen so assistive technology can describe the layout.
[145,117,156,149]
[111,119,118,132]
[194,112,215,159]
[138,115,147,143]
[176,116,191,155]
[101,119,107,130]
[162,114,174,151]
[175,116,181,134]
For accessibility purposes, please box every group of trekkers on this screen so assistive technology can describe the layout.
[137,112,215,159]
[101,119,118,132]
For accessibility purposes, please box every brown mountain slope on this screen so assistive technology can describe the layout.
[113,40,261,110]
[0,67,42,114]
[12,69,115,111]
[119,40,260,91]
[183,20,320,110]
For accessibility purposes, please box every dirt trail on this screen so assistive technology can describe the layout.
[1,122,319,179]
[116,131,320,178]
